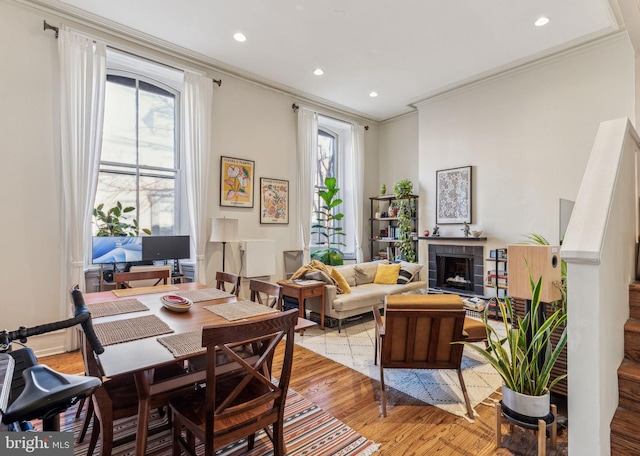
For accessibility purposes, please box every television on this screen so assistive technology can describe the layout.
[92,236,143,264]
[142,235,190,262]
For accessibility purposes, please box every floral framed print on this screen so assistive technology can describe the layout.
[260,178,289,224]
[436,166,472,224]
[220,156,255,208]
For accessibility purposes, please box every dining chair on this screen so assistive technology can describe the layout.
[169,308,299,456]
[249,279,283,310]
[113,269,170,288]
[215,271,241,296]
[373,293,477,419]
[72,288,189,456]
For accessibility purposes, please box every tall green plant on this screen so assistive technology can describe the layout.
[461,270,567,396]
[93,202,151,237]
[311,177,345,265]
[393,179,416,263]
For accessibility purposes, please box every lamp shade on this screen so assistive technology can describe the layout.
[209,217,239,243]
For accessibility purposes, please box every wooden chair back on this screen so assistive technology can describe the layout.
[215,271,241,296]
[249,279,283,310]
[170,309,298,456]
[373,293,474,418]
[113,269,170,288]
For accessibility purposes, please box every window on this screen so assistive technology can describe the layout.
[94,51,184,236]
[311,116,355,259]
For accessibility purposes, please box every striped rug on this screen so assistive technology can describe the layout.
[41,388,380,455]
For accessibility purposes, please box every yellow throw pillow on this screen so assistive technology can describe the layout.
[373,263,401,284]
[330,268,351,294]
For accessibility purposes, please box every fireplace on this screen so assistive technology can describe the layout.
[428,244,484,296]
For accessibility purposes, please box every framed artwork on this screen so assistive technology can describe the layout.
[260,178,289,224]
[436,166,472,224]
[220,156,255,208]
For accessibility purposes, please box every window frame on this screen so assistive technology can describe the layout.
[95,63,185,236]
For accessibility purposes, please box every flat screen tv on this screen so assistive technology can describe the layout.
[92,236,143,264]
[142,235,190,262]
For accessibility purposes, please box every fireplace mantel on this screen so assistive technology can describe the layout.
[419,236,487,241]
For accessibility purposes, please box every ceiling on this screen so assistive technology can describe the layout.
[39,0,622,121]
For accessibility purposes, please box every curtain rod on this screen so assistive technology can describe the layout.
[292,103,369,130]
[43,20,222,87]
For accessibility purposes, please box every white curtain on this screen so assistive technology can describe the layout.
[183,71,213,284]
[296,107,318,263]
[58,26,106,296]
[351,124,366,262]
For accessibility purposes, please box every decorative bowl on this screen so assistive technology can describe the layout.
[471,230,483,238]
[161,295,192,313]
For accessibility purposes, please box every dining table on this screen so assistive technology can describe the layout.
[83,281,313,456]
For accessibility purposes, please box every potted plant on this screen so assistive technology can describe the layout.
[311,177,346,266]
[93,201,152,237]
[462,269,567,419]
[393,179,417,263]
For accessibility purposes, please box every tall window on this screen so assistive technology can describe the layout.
[311,116,355,259]
[95,66,181,236]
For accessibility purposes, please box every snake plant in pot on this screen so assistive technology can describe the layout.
[461,268,567,419]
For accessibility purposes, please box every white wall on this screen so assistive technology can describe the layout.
[412,34,634,261]
[0,1,64,339]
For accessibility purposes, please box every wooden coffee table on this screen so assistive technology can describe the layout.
[278,280,326,330]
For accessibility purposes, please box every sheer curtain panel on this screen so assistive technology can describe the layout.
[58,26,106,349]
[183,71,213,284]
[351,124,366,262]
[296,107,318,263]
[59,27,106,292]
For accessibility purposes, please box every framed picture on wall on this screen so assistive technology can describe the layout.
[436,166,472,224]
[220,156,255,208]
[260,178,289,224]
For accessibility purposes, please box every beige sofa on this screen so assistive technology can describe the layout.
[302,260,427,331]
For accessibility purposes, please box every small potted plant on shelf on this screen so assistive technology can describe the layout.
[311,177,345,266]
[461,269,567,420]
[393,179,416,262]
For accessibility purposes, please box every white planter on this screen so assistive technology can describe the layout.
[502,385,550,418]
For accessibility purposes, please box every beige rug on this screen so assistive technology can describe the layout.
[294,316,503,421]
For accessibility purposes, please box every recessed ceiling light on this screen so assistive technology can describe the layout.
[313,68,324,76]
[369,91,378,98]
[233,32,247,42]
[534,17,550,27]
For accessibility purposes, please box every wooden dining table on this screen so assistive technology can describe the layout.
[83,281,313,456]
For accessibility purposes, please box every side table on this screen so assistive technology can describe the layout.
[278,280,326,330]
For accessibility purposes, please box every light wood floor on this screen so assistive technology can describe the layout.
[41,344,568,456]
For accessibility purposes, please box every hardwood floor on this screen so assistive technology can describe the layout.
[40,344,568,455]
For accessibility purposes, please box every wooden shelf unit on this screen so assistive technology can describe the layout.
[369,194,418,261]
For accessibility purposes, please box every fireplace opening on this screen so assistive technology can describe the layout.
[436,254,474,293]
[428,244,484,296]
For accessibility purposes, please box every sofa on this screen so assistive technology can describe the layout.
[301,260,427,331]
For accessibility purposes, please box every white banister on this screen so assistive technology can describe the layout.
[561,118,640,455]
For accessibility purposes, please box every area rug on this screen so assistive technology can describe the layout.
[35,388,380,455]
[294,316,503,421]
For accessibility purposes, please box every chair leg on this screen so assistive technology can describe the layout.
[272,421,287,456]
[457,367,474,419]
[75,397,85,419]
[380,364,387,417]
[77,399,94,443]
[87,416,99,456]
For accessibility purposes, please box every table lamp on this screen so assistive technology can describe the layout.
[209,217,239,272]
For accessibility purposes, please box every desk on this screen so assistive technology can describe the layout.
[278,280,326,330]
